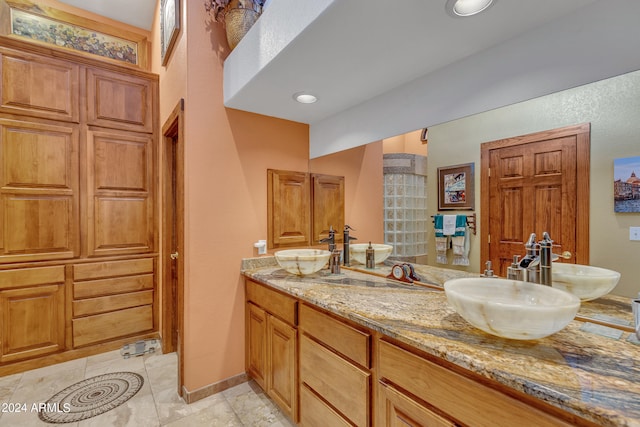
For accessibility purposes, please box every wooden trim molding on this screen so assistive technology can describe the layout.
[182,372,249,404]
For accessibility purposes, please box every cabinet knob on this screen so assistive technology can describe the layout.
[170,252,179,260]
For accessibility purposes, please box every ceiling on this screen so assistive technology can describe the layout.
[224,0,605,124]
[56,0,157,30]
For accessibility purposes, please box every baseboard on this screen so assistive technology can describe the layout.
[182,372,249,404]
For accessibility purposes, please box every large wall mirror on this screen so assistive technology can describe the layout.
[308,68,640,328]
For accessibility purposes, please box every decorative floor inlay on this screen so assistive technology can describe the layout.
[38,371,144,423]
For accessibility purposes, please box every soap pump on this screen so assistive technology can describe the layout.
[506,255,524,281]
[365,241,375,269]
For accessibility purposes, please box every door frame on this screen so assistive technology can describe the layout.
[161,99,185,395]
[480,123,590,268]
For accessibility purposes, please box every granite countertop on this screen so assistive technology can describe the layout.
[242,257,640,427]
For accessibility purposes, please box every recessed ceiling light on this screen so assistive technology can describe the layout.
[446,0,494,17]
[293,92,318,104]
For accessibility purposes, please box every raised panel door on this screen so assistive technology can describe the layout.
[482,124,590,276]
[246,302,267,390]
[0,119,79,262]
[86,129,154,256]
[268,169,310,248]
[268,314,297,422]
[0,48,79,122]
[0,283,65,363]
[86,68,154,133]
[311,173,345,244]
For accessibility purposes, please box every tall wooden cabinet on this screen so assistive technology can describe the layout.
[0,38,158,372]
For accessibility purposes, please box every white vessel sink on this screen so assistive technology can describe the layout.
[444,278,580,340]
[552,263,621,301]
[274,249,331,275]
[349,243,393,265]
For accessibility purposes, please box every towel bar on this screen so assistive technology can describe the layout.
[431,213,476,235]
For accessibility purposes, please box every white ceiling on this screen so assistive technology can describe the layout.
[56,0,157,30]
[225,0,601,124]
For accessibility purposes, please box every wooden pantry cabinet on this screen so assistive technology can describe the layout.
[0,38,158,371]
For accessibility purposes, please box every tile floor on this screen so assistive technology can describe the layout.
[0,350,295,426]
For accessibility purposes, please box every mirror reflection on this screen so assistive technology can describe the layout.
[309,68,640,329]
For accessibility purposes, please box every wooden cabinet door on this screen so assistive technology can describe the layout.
[378,382,455,427]
[268,314,298,421]
[268,169,310,248]
[0,268,65,363]
[0,48,79,122]
[86,68,154,133]
[246,302,267,390]
[0,119,79,262]
[86,129,155,256]
[312,173,345,244]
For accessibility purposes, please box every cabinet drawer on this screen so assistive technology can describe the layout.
[73,258,153,281]
[300,303,370,368]
[379,382,455,427]
[300,384,351,427]
[378,340,572,427]
[73,290,153,317]
[300,334,370,426]
[246,280,297,326]
[0,266,64,290]
[74,274,153,299]
[72,305,153,347]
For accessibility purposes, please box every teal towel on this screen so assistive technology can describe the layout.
[454,215,467,236]
[434,215,444,237]
[434,215,466,237]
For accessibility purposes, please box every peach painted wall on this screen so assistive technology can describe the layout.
[152,1,309,392]
[148,1,383,393]
[309,142,384,244]
[383,129,428,156]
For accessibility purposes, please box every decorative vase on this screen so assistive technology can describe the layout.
[224,7,260,50]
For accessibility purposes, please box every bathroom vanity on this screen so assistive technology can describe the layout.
[242,257,640,427]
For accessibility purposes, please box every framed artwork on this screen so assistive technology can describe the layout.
[438,162,475,210]
[614,156,640,213]
[1,0,149,69]
[161,0,180,66]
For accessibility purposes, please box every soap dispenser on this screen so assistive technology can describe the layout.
[365,241,375,269]
[506,255,524,281]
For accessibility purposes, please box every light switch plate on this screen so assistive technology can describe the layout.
[631,227,640,241]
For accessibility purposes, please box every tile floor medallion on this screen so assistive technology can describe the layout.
[38,372,144,423]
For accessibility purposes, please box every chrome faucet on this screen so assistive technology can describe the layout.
[342,225,357,266]
[519,233,541,284]
[519,232,554,285]
[539,232,553,286]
